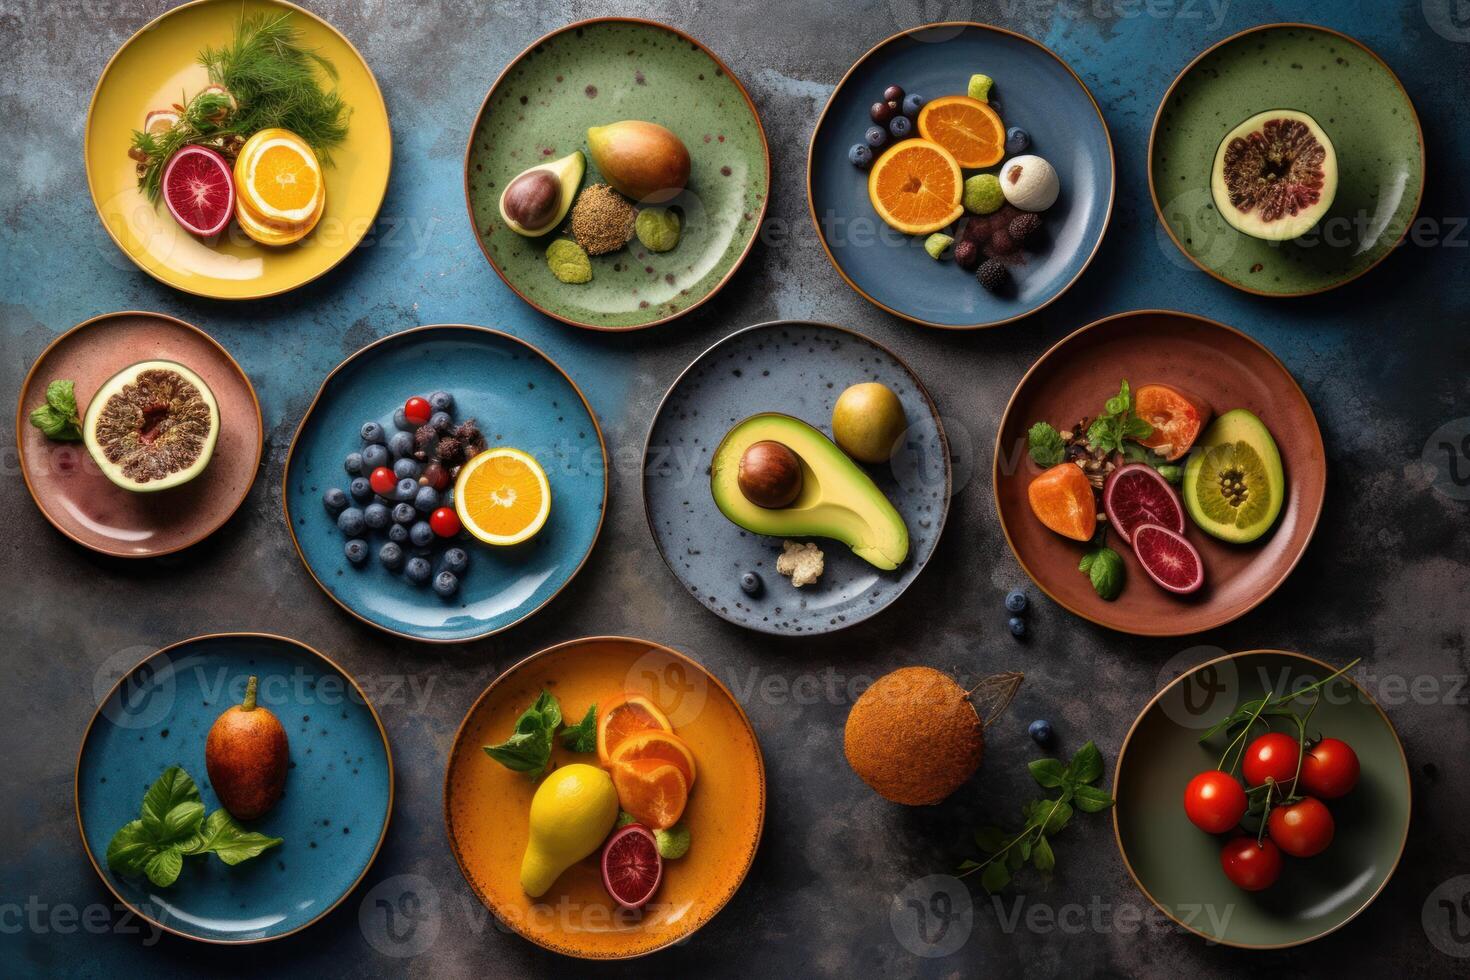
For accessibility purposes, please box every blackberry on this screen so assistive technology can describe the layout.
[953,239,981,271]
[413,424,439,454]
[977,259,1010,293]
[1008,212,1043,247]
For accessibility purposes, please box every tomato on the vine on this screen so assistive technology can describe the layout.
[1300,738,1359,799]
[1183,770,1248,834]
[1242,731,1300,788]
[1220,836,1282,891]
[1267,797,1334,857]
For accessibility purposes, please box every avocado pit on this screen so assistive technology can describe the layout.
[738,440,802,508]
[503,169,561,229]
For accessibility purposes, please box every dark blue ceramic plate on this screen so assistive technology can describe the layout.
[807,24,1114,329]
[284,326,607,642]
[76,633,392,943]
[643,321,950,634]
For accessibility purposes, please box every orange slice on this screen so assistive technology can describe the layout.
[234,128,323,225]
[917,95,1006,168]
[234,189,323,246]
[596,694,673,766]
[452,447,551,546]
[609,729,697,787]
[611,758,688,830]
[866,138,964,235]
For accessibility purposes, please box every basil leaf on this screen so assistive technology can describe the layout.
[980,861,1011,894]
[45,379,78,417]
[1026,422,1066,467]
[529,690,562,732]
[1031,834,1056,872]
[1082,547,1124,601]
[1024,799,1073,835]
[106,820,157,876]
[1066,741,1105,786]
[141,767,201,840]
[144,847,185,888]
[160,800,206,842]
[1072,784,1115,813]
[191,810,283,865]
[974,826,1008,853]
[29,379,83,441]
[483,731,552,773]
[1028,758,1067,789]
[559,703,597,753]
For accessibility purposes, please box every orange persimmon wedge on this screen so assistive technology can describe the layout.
[1134,384,1212,461]
[1028,463,1097,541]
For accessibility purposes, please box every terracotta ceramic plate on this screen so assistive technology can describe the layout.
[993,310,1324,635]
[16,312,263,557]
[444,636,765,958]
[1114,650,1409,947]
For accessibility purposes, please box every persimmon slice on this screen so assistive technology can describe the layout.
[1027,462,1097,541]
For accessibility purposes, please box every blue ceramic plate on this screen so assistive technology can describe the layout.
[76,633,392,944]
[643,321,950,634]
[807,23,1114,329]
[284,326,607,642]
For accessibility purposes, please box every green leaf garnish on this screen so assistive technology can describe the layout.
[559,703,598,753]
[1026,421,1066,467]
[28,378,82,441]
[484,690,599,775]
[1079,547,1125,601]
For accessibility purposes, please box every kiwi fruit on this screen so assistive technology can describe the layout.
[843,666,984,805]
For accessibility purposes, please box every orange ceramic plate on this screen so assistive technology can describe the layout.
[443,636,765,959]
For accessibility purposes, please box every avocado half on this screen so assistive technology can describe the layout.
[498,151,585,237]
[1182,409,1285,543]
[710,414,909,569]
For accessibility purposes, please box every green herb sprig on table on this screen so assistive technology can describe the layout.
[106,766,282,888]
[958,741,1115,893]
[28,380,82,441]
[483,691,598,776]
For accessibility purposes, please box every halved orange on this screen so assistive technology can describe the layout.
[609,729,697,787]
[917,95,1006,168]
[234,128,323,225]
[596,694,673,766]
[453,447,551,546]
[611,758,689,830]
[866,138,964,235]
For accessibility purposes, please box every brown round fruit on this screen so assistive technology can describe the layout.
[844,666,984,805]
[738,441,803,508]
[502,169,561,230]
[204,676,289,820]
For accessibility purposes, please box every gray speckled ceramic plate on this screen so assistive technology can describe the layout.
[465,18,770,330]
[643,321,950,634]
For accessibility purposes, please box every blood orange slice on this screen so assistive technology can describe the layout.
[1131,523,1205,594]
[162,145,234,237]
[600,824,662,909]
[1103,464,1186,544]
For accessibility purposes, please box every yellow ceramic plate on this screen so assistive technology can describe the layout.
[444,637,766,959]
[85,0,391,299]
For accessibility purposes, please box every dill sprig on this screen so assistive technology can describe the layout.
[129,12,351,202]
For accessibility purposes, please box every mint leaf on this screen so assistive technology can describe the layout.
[974,826,1008,853]
[1027,422,1066,467]
[46,379,78,417]
[486,690,562,775]
[106,820,157,877]
[980,860,1011,894]
[192,810,284,865]
[141,767,201,841]
[144,847,185,888]
[1028,758,1067,789]
[1066,741,1104,785]
[1080,547,1124,601]
[559,703,597,753]
[1072,784,1115,813]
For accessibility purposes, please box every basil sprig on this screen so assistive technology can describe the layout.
[483,691,598,776]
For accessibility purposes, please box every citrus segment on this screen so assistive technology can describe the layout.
[596,694,673,765]
[234,189,323,246]
[611,758,689,830]
[453,447,551,546]
[609,729,697,787]
[917,95,1006,168]
[235,128,323,224]
[866,138,964,235]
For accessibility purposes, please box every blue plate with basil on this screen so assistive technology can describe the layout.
[807,23,1114,329]
[283,325,607,643]
[75,633,393,944]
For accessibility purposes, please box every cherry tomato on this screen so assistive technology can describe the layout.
[429,507,460,538]
[1300,738,1360,799]
[1183,770,1248,834]
[404,396,432,426]
[368,466,397,495]
[1220,836,1282,891]
[1242,731,1300,788]
[1267,797,1334,857]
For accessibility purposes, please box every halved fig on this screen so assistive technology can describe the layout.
[1210,109,1337,241]
[82,360,219,492]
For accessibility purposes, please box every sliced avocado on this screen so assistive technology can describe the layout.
[499,151,585,237]
[1182,409,1285,543]
[710,414,909,570]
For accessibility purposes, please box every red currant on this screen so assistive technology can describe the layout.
[368,467,397,495]
[404,396,432,426]
[429,507,460,538]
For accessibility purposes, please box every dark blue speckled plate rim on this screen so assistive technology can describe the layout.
[73,632,394,945]
[281,324,609,644]
[640,319,952,635]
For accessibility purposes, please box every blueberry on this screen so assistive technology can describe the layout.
[363,502,390,530]
[361,421,386,445]
[442,486,455,509]
[429,391,454,412]
[388,430,414,459]
[393,407,414,431]
[864,125,888,149]
[1008,616,1027,638]
[888,115,912,139]
[387,522,409,544]
[433,571,460,597]
[413,485,440,513]
[429,411,452,432]
[337,507,366,536]
[396,477,419,501]
[740,571,763,597]
[404,556,432,584]
[349,477,372,502]
[361,443,389,470]
[441,547,469,575]
[1005,589,1028,614]
[902,93,926,118]
[344,452,363,476]
[378,541,404,569]
[409,521,434,548]
[344,539,368,564]
[392,502,416,525]
[1029,719,1054,746]
[848,143,873,169]
[393,457,421,480]
[322,487,349,514]
[1005,126,1030,154]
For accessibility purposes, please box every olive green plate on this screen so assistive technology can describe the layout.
[1114,650,1410,948]
[465,18,770,330]
[1150,24,1423,296]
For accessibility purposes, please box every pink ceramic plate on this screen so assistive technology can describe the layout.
[16,311,262,557]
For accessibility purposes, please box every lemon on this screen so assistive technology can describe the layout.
[519,764,619,897]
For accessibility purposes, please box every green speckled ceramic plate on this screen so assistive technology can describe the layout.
[1150,24,1423,296]
[465,18,770,331]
